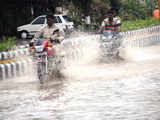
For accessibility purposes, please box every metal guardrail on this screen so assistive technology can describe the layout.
[0,48,30,60]
[121,26,160,47]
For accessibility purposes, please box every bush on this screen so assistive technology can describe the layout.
[119,0,157,20]
[0,36,16,52]
[121,17,160,31]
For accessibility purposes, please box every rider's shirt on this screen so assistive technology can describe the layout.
[101,17,120,31]
[34,24,59,40]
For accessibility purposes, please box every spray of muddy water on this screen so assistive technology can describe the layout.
[7,32,160,84]
[61,32,160,80]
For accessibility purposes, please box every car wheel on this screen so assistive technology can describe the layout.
[21,31,28,39]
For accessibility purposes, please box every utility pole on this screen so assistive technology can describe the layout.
[158,0,160,16]
[30,0,34,17]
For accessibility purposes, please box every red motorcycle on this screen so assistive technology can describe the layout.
[29,38,55,84]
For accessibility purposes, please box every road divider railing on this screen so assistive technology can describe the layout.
[0,48,30,60]
[61,25,160,66]
[0,58,33,80]
[0,47,33,80]
[120,25,160,47]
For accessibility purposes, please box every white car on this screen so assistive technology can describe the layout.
[17,14,74,39]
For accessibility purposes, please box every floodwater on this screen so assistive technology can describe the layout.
[1,34,160,120]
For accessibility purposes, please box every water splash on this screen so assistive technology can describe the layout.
[60,32,160,80]
[119,44,160,62]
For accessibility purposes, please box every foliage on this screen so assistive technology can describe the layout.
[0,0,61,37]
[119,0,157,20]
[0,0,159,37]
[121,17,160,31]
[0,36,16,52]
[67,1,83,26]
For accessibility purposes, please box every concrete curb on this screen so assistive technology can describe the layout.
[0,48,30,60]
[0,58,33,80]
[0,45,33,80]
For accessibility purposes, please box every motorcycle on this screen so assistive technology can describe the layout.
[99,30,122,58]
[29,38,57,84]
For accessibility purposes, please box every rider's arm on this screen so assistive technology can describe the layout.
[114,24,120,33]
[31,27,44,42]
[97,19,106,33]
[50,29,64,43]
[114,17,121,33]
[50,29,59,40]
[98,26,105,33]
[34,28,44,40]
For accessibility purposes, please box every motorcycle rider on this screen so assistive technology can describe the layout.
[97,9,121,34]
[97,9,122,59]
[30,14,64,45]
[29,14,64,79]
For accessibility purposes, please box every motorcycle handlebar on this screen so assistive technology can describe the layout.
[51,39,60,44]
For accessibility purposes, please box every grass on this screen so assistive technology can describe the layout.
[121,17,160,31]
[0,36,16,52]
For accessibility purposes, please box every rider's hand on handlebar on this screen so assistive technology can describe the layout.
[55,39,60,44]
[96,29,102,34]
[50,38,60,44]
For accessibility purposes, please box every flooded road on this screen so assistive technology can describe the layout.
[1,43,160,120]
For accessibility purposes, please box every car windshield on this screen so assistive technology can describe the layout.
[63,16,72,22]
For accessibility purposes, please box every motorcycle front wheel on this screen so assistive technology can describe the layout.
[37,62,47,84]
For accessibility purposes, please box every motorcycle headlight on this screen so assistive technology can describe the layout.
[35,46,44,52]
[101,35,106,40]
[108,35,112,39]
